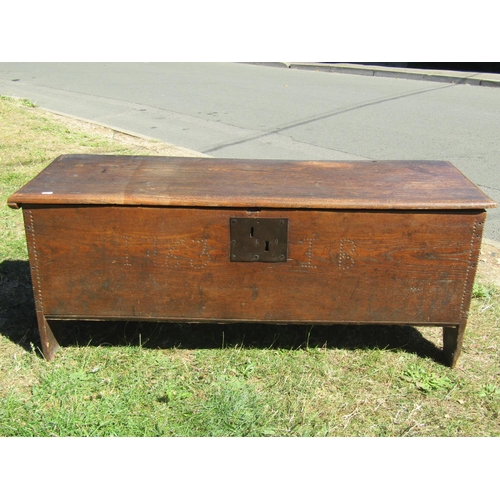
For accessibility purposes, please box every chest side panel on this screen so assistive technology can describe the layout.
[27,205,484,324]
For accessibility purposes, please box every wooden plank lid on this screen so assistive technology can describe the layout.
[8,154,497,210]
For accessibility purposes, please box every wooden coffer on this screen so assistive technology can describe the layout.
[8,155,497,366]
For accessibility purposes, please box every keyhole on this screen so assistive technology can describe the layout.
[250,227,254,238]
[265,241,270,252]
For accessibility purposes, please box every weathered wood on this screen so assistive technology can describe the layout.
[23,205,485,325]
[7,155,497,210]
[7,155,496,366]
[443,324,467,368]
[37,313,60,361]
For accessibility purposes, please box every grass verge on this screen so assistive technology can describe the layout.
[1,96,499,436]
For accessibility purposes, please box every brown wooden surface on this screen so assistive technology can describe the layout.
[443,324,466,368]
[8,155,497,210]
[13,155,494,365]
[24,205,485,326]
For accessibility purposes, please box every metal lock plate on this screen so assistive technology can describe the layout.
[230,218,288,262]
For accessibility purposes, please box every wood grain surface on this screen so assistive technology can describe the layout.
[24,205,485,325]
[8,155,497,210]
[12,155,495,365]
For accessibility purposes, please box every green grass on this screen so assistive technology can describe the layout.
[1,96,500,436]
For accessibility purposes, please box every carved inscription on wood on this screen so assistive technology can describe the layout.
[27,206,483,324]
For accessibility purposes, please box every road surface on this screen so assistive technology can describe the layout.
[1,62,498,240]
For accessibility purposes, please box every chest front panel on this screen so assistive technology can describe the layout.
[25,205,484,325]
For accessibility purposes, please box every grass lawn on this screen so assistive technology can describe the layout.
[1,95,499,437]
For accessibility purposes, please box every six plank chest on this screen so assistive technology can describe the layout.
[7,155,497,366]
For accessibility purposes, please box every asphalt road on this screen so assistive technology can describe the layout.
[1,62,499,240]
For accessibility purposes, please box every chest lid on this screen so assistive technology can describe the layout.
[7,154,497,210]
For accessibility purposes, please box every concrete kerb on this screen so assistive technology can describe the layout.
[39,106,212,158]
[244,62,500,87]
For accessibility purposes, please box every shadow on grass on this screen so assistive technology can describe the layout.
[0,259,38,351]
[0,259,444,363]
